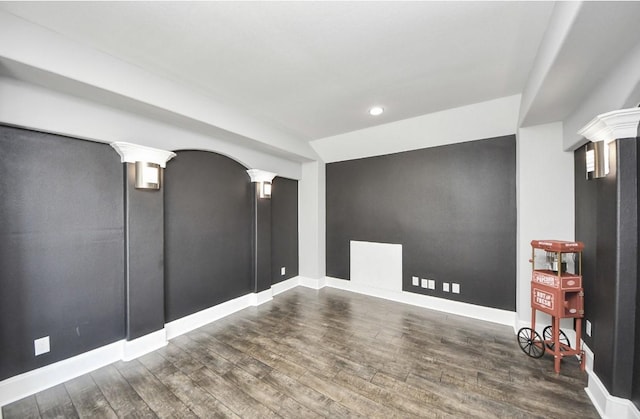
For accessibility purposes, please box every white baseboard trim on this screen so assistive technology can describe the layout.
[583,341,594,373]
[299,275,327,290]
[249,288,274,306]
[122,329,167,362]
[0,340,123,408]
[1,285,290,410]
[585,364,640,419]
[165,293,253,340]
[272,276,301,296]
[325,276,516,327]
[1,290,261,409]
[7,279,635,419]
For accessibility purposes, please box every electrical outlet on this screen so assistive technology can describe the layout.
[452,283,460,294]
[421,279,428,288]
[281,266,286,276]
[428,279,436,290]
[412,276,419,286]
[586,320,592,337]
[34,336,50,356]
[443,282,450,292]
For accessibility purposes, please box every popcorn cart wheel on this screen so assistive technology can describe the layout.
[543,325,570,351]
[517,327,545,358]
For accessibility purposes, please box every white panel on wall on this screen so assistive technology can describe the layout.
[350,241,402,292]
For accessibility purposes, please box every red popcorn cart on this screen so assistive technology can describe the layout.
[517,240,586,373]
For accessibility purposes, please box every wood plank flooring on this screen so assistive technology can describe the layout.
[2,287,599,418]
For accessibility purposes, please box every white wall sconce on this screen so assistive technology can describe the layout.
[135,161,161,189]
[110,142,176,190]
[578,107,640,180]
[584,141,608,180]
[247,169,277,199]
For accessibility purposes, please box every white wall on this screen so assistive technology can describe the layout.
[0,77,302,179]
[298,160,326,279]
[310,95,521,162]
[516,122,575,329]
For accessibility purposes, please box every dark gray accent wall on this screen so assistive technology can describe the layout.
[164,150,253,322]
[326,135,516,311]
[573,144,599,352]
[254,189,272,293]
[271,177,299,284]
[631,139,640,410]
[575,138,639,403]
[613,139,638,398]
[124,163,165,340]
[0,125,125,381]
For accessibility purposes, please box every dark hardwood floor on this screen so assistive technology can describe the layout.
[2,287,598,418]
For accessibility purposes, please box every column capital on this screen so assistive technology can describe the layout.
[110,142,176,168]
[247,169,277,183]
[578,107,640,143]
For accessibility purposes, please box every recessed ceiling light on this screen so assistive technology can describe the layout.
[369,106,384,116]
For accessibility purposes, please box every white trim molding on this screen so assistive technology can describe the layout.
[110,141,176,167]
[582,342,640,419]
[583,341,595,374]
[165,293,253,340]
[586,370,640,419]
[299,276,327,290]
[578,107,640,143]
[11,279,629,416]
[0,341,123,408]
[325,276,516,327]
[122,329,167,362]
[0,284,292,409]
[249,289,274,306]
[272,276,301,296]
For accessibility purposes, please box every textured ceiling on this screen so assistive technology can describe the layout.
[0,1,555,141]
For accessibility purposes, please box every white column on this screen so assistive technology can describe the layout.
[516,122,575,331]
[299,160,326,281]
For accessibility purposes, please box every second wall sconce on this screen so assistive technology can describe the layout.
[247,169,277,199]
[111,142,176,190]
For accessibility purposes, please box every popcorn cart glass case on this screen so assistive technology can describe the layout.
[517,240,585,373]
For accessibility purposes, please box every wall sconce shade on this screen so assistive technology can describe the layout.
[259,181,272,199]
[585,141,609,180]
[247,169,277,199]
[135,161,161,189]
[585,148,595,173]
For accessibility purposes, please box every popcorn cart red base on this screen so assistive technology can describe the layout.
[517,240,586,374]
